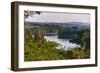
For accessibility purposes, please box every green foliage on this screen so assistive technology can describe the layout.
[33,25,45,41]
[24,28,33,44]
[24,28,90,61]
[66,48,90,59]
[24,28,68,61]
[24,41,68,61]
[79,30,89,49]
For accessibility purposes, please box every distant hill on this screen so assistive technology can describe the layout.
[25,22,90,29]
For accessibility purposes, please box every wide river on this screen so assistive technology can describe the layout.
[44,35,80,50]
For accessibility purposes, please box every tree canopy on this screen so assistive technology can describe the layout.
[24,11,41,18]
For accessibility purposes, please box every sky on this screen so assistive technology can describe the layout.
[25,11,90,23]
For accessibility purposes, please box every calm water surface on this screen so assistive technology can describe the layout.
[44,35,80,50]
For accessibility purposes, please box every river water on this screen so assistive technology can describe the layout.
[44,35,80,50]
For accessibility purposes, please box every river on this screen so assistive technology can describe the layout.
[44,35,80,50]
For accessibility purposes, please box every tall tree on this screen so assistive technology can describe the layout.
[79,30,88,49]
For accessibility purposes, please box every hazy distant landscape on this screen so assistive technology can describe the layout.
[24,11,90,61]
[25,21,90,49]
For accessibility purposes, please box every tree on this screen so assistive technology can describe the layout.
[33,25,46,43]
[79,30,88,49]
[24,11,41,18]
[24,10,43,44]
[24,28,33,44]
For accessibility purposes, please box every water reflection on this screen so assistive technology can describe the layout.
[44,35,80,50]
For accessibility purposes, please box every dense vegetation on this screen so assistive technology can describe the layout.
[24,11,90,61]
[24,25,90,61]
[58,27,90,49]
